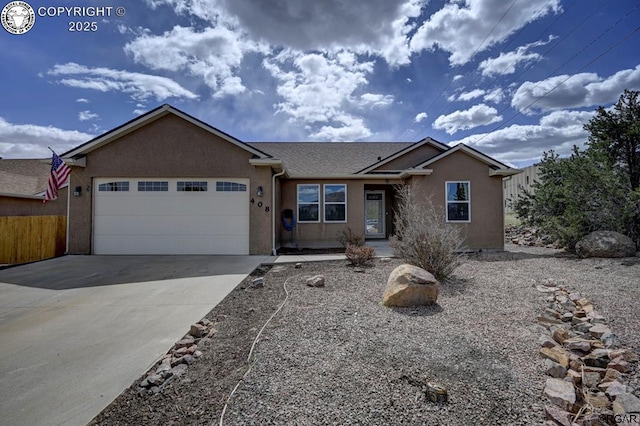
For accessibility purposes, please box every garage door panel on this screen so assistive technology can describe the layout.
[94,235,248,255]
[93,178,250,255]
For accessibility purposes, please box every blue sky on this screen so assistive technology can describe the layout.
[1,0,639,167]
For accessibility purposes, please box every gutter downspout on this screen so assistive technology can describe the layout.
[271,168,286,256]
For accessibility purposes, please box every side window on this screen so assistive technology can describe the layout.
[324,184,346,222]
[446,181,470,222]
[297,184,320,222]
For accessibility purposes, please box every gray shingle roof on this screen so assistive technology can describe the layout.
[248,142,415,177]
[0,159,51,196]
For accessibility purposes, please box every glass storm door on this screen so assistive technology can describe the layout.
[364,191,385,238]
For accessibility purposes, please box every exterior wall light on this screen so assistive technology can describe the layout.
[257,186,264,197]
[73,186,82,197]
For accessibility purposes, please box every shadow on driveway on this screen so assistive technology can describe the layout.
[0,255,267,290]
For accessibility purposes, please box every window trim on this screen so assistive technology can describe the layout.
[137,181,169,192]
[297,184,321,223]
[323,184,347,223]
[178,181,208,192]
[98,181,129,192]
[216,181,247,192]
[445,181,471,223]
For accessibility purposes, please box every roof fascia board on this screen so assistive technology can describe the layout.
[249,159,290,176]
[490,168,522,177]
[285,174,406,180]
[356,137,447,174]
[0,192,44,199]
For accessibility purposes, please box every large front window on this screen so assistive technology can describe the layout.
[297,184,320,222]
[324,184,347,222]
[446,181,470,222]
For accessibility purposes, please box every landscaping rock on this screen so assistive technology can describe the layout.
[544,405,572,426]
[175,337,195,348]
[583,349,611,369]
[541,346,570,369]
[589,324,611,339]
[612,393,640,415]
[605,381,629,398]
[608,357,632,374]
[574,231,637,258]
[425,382,448,403]
[544,359,567,378]
[544,378,577,413]
[189,324,206,338]
[382,264,439,307]
[306,275,326,287]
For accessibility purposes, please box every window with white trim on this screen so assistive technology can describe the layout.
[446,181,470,222]
[297,184,320,222]
[324,184,347,222]
[138,181,168,192]
[98,181,129,192]
[216,181,247,192]
[178,181,208,192]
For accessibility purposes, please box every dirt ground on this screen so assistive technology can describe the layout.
[90,249,639,425]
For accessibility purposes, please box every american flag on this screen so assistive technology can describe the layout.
[44,151,71,202]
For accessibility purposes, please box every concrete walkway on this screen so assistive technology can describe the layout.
[0,255,266,426]
[270,239,394,264]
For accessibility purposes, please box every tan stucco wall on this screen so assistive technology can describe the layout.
[373,144,442,171]
[410,151,505,250]
[0,188,68,216]
[277,178,401,248]
[67,114,273,255]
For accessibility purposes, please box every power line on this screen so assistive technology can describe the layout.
[467,24,640,148]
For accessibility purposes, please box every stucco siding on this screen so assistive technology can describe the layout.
[411,151,505,250]
[67,114,272,255]
[0,189,67,216]
[278,178,400,248]
[372,144,442,171]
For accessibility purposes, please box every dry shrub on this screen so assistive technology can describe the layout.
[337,227,365,247]
[390,184,465,279]
[345,244,375,266]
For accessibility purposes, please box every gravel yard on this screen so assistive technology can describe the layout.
[92,245,640,425]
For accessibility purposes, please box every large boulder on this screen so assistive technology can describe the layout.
[575,231,636,258]
[382,264,439,307]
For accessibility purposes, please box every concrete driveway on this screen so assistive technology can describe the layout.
[0,255,266,426]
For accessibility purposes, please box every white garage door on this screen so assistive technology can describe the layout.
[93,178,250,255]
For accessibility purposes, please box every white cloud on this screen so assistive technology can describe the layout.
[309,115,372,141]
[263,51,379,139]
[511,65,640,113]
[48,62,198,101]
[478,36,556,77]
[78,110,99,121]
[0,117,94,158]
[410,0,561,66]
[433,104,502,134]
[457,89,485,101]
[483,88,504,103]
[450,110,594,163]
[358,93,394,108]
[124,25,264,98]
[76,98,89,103]
[414,112,428,123]
[452,74,464,81]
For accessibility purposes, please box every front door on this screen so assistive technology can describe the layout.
[364,191,385,238]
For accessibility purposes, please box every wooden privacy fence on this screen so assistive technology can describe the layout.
[0,216,66,264]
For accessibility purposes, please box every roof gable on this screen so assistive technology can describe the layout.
[356,137,448,174]
[62,104,270,160]
[415,143,512,170]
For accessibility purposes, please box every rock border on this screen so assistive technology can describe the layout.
[536,279,640,425]
[136,318,217,394]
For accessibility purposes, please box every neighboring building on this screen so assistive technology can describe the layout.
[504,164,539,213]
[57,104,520,255]
[0,158,68,216]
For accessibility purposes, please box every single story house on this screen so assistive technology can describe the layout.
[60,104,520,256]
[0,158,68,216]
